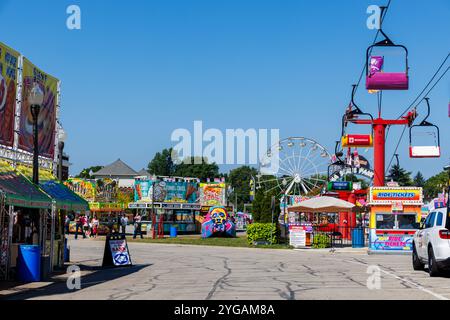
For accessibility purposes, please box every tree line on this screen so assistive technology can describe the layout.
[76,147,449,223]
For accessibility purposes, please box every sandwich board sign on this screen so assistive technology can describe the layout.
[102,234,132,267]
[289,225,306,248]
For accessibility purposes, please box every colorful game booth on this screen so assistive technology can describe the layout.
[368,186,423,253]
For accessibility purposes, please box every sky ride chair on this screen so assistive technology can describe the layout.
[341,85,374,149]
[366,19,409,90]
[409,98,441,158]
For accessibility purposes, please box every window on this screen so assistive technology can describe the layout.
[436,212,443,227]
[397,214,416,229]
[376,214,395,229]
[425,212,436,229]
[375,212,419,230]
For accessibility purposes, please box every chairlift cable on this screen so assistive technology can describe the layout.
[396,52,450,119]
[385,125,406,176]
[354,0,392,96]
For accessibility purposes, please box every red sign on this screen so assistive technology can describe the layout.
[341,134,373,147]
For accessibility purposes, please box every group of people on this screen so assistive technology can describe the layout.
[64,212,145,239]
[65,213,100,239]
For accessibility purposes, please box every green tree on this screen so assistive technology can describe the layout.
[228,166,258,211]
[423,170,449,200]
[252,177,280,223]
[173,157,220,181]
[387,164,413,186]
[413,171,426,188]
[147,148,175,176]
[76,166,103,179]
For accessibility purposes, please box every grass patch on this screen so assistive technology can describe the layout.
[127,235,291,249]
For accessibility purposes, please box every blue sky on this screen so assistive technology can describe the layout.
[1,0,449,178]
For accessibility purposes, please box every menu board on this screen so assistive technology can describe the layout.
[289,226,306,248]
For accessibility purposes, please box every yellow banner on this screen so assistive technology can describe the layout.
[0,42,19,147]
[19,58,58,158]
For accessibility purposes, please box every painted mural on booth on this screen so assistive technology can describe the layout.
[18,58,58,158]
[134,180,199,203]
[0,43,19,148]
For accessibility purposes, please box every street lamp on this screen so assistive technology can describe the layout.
[28,83,44,184]
[57,127,67,181]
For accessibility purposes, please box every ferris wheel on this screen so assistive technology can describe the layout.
[257,137,332,196]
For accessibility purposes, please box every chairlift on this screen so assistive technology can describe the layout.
[409,98,440,158]
[341,85,374,148]
[366,11,409,91]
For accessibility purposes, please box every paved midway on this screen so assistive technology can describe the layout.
[5,238,450,300]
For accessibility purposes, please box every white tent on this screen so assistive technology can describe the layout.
[287,196,355,213]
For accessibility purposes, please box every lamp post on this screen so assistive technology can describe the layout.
[57,127,67,181]
[28,83,44,185]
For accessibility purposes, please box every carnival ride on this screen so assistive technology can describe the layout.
[257,137,332,197]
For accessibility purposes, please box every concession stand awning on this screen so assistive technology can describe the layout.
[0,162,52,209]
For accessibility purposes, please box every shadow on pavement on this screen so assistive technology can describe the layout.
[3,263,151,300]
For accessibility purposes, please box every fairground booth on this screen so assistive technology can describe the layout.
[368,186,423,252]
[64,178,130,234]
[0,161,88,281]
[128,178,230,235]
[0,41,86,281]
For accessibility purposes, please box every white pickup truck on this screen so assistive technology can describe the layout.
[412,207,450,276]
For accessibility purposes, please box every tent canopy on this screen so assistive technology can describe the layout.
[0,161,52,209]
[40,180,89,211]
[15,163,89,211]
[287,196,355,213]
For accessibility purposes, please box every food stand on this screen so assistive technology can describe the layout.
[368,187,423,253]
[129,178,202,235]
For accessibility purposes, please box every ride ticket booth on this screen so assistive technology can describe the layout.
[368,187,423,253]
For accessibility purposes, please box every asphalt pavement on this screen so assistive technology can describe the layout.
[4,237,450,300]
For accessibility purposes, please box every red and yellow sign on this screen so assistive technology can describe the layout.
[341,134,373,148]
[369,187,423,205]
[0,42,19,148]
[19,58,58,159]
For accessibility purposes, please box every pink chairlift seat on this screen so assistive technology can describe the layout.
[366,72,408,90]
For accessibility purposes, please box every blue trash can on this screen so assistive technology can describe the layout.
[351,228,364,248]
[64,238,70,262]
[170,226,178,238]
[17,245,41,282]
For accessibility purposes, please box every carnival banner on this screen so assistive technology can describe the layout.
[199,183,226,206]
[18,58,58,158]
[369,187,423,205]
[0,42,19,147]
[134,180,199,203]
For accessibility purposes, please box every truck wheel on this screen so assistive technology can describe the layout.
[428,246,440,277]
[412,245,424,271]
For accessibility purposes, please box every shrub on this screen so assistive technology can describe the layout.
[246,223,279,245]
[312,233,331,249]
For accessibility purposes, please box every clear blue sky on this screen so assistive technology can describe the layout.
[1,0,449,178]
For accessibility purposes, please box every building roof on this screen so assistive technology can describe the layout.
[92,159,138,177]
[136,168,151,177]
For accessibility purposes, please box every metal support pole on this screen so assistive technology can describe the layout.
[58,142,64,181]
[31,104,41,185]
[373,123,386,187]
[50,204,56,272]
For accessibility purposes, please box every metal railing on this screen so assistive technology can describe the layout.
[311,225,369,248]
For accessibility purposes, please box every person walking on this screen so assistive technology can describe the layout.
[75,214,86,239]
[91,215,99,238]
[120,213,128,235]
[133,212,143,239]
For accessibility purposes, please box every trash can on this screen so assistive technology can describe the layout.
[170,226,178,238]
[17,245,41,282]
[64,238,70,262]
[351,228,364,248]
